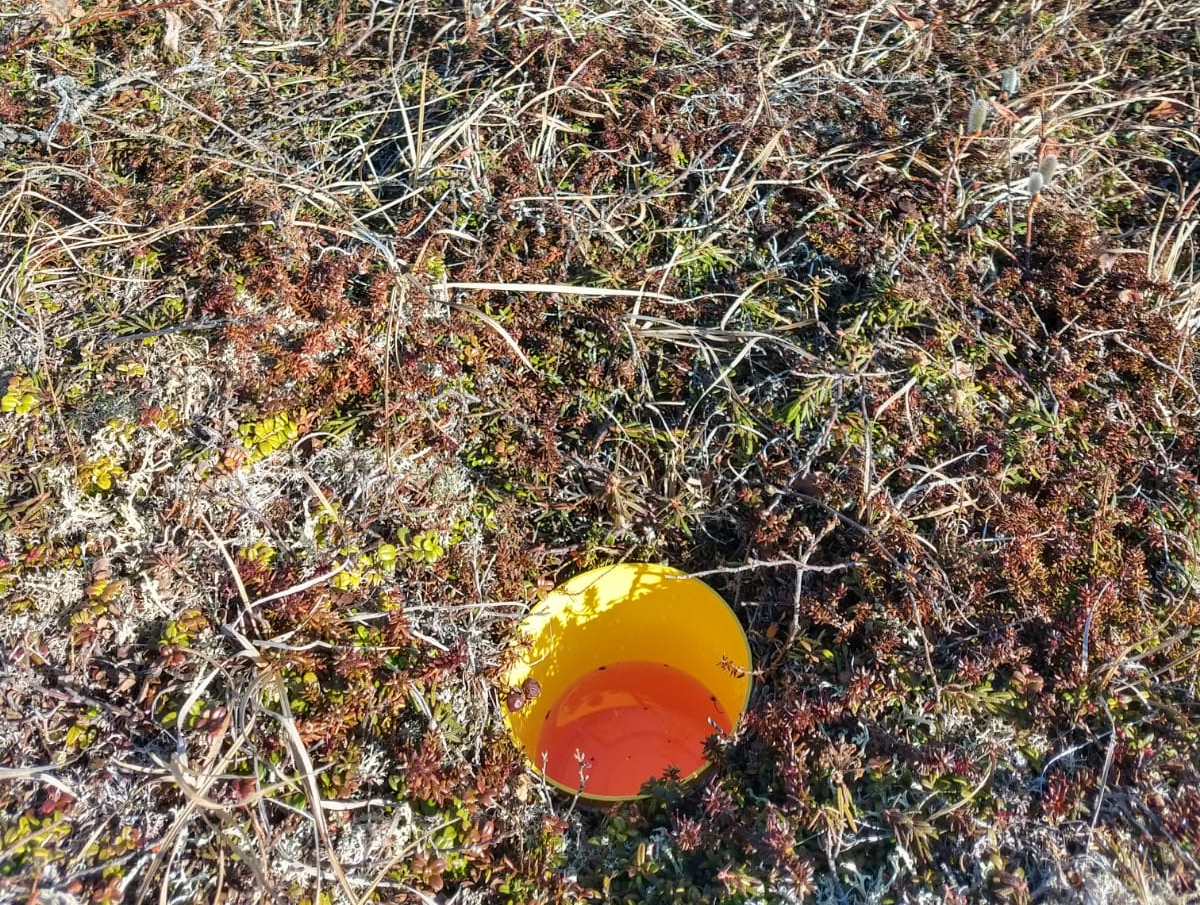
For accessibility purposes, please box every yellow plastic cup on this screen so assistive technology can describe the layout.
[503,563,752,802]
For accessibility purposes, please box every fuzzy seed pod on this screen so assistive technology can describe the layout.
[1038,154,1058,185]
[1027,171,1045,196]
[967,98,989,134]
[1001,68,1020,96]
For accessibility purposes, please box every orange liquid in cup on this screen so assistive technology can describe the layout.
[535,661,732,798]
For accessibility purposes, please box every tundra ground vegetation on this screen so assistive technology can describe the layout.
[2,0,1199,902]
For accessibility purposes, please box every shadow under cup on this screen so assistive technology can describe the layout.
[503,563,752,802]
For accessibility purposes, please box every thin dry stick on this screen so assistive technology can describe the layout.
[0,763,78,798]
[439,279,679,302]
[402,274,535,372]
[450,301,535,372]
[268,671,359,905]
[684,556,860,581]
[384,276,404,467]
[1086,701,1120,853]
[197,512,252,610]
[1025,192,1039,262]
